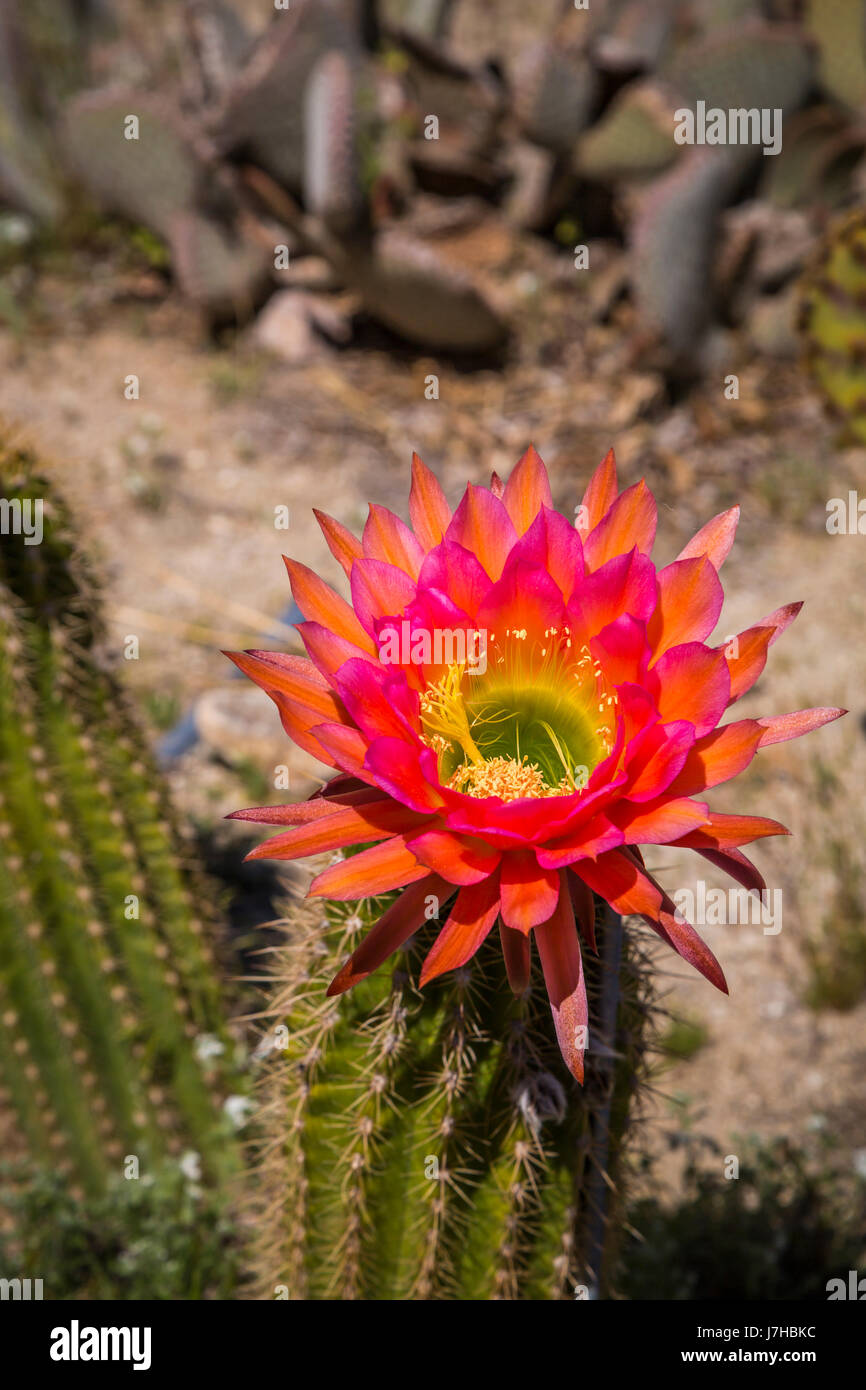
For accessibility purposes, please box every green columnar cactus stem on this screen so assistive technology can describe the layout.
[249,877,657,1300]
[799,209,866,444]
[0,445,244,1196]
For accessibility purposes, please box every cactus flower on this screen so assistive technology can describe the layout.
[228,449,844,1081]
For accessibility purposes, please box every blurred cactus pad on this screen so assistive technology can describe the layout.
[250,886,657,1301]
[800,209,866,445]
[0,438,246,1202]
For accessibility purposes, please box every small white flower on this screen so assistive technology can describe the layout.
[223,1094,254,1129]
[194,1033,225,1063]
[179,1150,202,1182]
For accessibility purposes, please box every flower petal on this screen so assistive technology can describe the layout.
[722,602,803,703]
[665,719,765,796]
[417,540,493,619]
[499,919,532,992]
[327,875,451,995]
[505,505,585,602]
[309,836,428,899]
[591,614,649,687]
[313,509,363,578]
[693,845,766,895]
[534,878,587,1082]
[363,503,425,579]
[624,719,695,801]
[409,452,451,551]
[224,649,351,758]
[536,815,624,868]
[757,707,847,747]
[350,557,417,637]
[573,848,663,918]
[612,795,710,844]
[310,721,376,780]
[420,874,501,985]
[648,556,724,656]
[406,827,501,885]
[579,447,618,533]
[476,559,567,640]
[500,851,561,933]
[298,620,378,685]
[567,871,597,953]
[675,505,739,569]
[283,556,376,653]
[674,812,790,849]
[244,800,431,860]
[502,444,553,534]
[332,657,419,742]
[578,851,727,993]
[445,484,518,580]
[364,736,445,813]
[569,547,657,640]
[583,479,657,571]
[647,643,731,736]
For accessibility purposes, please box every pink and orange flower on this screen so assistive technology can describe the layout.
[228,448,844,1081]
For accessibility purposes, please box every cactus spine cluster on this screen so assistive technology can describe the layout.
[0,442,244,1198]
[799,209,866,445]
[250,882,656,1301]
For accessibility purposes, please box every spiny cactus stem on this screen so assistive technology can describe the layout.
[583,905,624,1297]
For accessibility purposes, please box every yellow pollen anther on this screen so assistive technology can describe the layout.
[449,756,571,802]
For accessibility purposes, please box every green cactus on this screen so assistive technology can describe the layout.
[760,106,855,210]
[303,50,368,235]
[62,90,211,242]
[576,81,680,182]
[592,0,678,75]
[799,209,866,444]
[209,1,360,194]
[630,148,743,369]
[62,89,268,315]
[662,22,814,118]
[805,0,866,111]
[0,442,245,1198]
[169,209,270,320]
[248,879,656,1300]
[512,43,600,154]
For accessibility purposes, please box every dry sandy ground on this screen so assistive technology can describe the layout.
[1,288,865,1196]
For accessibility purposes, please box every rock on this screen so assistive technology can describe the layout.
[251,290,321,363]
[251,288,349,361]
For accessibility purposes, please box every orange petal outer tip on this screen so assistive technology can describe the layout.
[534,879,587,1082]
[308,835,428,899]
[283,556,376,653]
[502,444,553,535]
[409,452,451,550]
[757,707,847,747]
[363,504,424,578]
[580,448,618,532]
[419,875,501,986]
[313,509,363,578]
[676,505,739,569]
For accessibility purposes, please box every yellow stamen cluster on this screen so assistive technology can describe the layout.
[449,756,571,802]
[418,636,617,802]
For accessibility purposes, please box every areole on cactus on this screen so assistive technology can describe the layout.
[228,447,845,1083]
